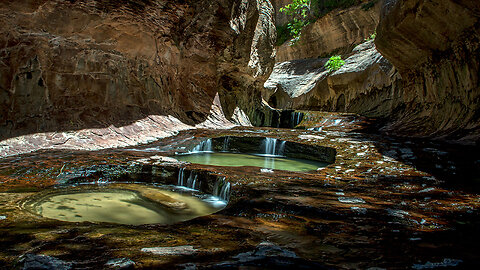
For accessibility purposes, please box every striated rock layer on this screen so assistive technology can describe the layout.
[0,0,276,149]
[375,0,480,143]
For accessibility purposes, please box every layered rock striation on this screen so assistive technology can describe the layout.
[0,0,276,145]
[268,0,480,143]
[375,0,480,142]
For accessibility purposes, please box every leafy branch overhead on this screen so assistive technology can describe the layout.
[277,0,366,45]
[279,0,311,44]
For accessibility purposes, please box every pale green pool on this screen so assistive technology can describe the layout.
[176,152,327,172]
[24,184,225,225]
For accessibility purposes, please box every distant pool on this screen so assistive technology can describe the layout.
[176,152,328,172]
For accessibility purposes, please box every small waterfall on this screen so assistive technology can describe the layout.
[177,168,199,190]
[262,138,285,156]
[278,141,286,156]
[291,112,304,127]
[222,137,230,152]
[263,137,277,156]
[177,167,185,186]
[191,139,212,153]
[213,177,230,202]
[186,173,198,190]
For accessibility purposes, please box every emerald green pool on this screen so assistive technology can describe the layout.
[176,152,328,172]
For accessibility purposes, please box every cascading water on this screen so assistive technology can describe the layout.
[178,167,185,186]
[186,173,198,190]
[222,137,230,152]
[278,141,286,156]
[264,137,277,156]
[177,168,200,190]
[291,112,304,127]
[191,139,212,153]
[262,138,285,157]
[213,177,230,202]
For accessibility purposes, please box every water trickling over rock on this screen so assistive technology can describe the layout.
[213,177,231,202]
[262,138,286,156]
[191,139,213,153]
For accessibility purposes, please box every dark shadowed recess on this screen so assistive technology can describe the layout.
[350,118,480,192]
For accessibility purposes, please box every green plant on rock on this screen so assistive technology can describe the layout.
[325,55,345,72]
[287,18,310,43]
[364,32,376,41]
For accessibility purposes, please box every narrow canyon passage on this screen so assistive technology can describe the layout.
[1,0,479,269]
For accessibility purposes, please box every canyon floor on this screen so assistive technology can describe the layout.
[0,112,479,269]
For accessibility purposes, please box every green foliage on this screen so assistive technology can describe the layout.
[280,0,311,18]
[279,0,311,44]
[287,19,310,43]
[364,32,376,41]
[325,55,345,72]
[278,0,365,45]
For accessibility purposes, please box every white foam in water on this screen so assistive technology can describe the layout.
[203,196,228,208]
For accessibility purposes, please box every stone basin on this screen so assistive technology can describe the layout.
[22,183,226,225]
[175,136,336,172]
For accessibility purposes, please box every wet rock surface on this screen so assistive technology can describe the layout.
[20,254,72,270]
[0,113,479,269]
[141,246,197,256]
[105,258,135,269]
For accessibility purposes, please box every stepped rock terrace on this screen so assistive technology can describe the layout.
[1,113,479,268]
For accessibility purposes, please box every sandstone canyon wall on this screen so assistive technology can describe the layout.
[0,0,276,142]
[375,0,480,142]
[265,40,401,119]
[265,1,396,119]
[266,0,480,143]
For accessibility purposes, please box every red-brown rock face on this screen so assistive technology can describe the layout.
[0,0,276,140]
